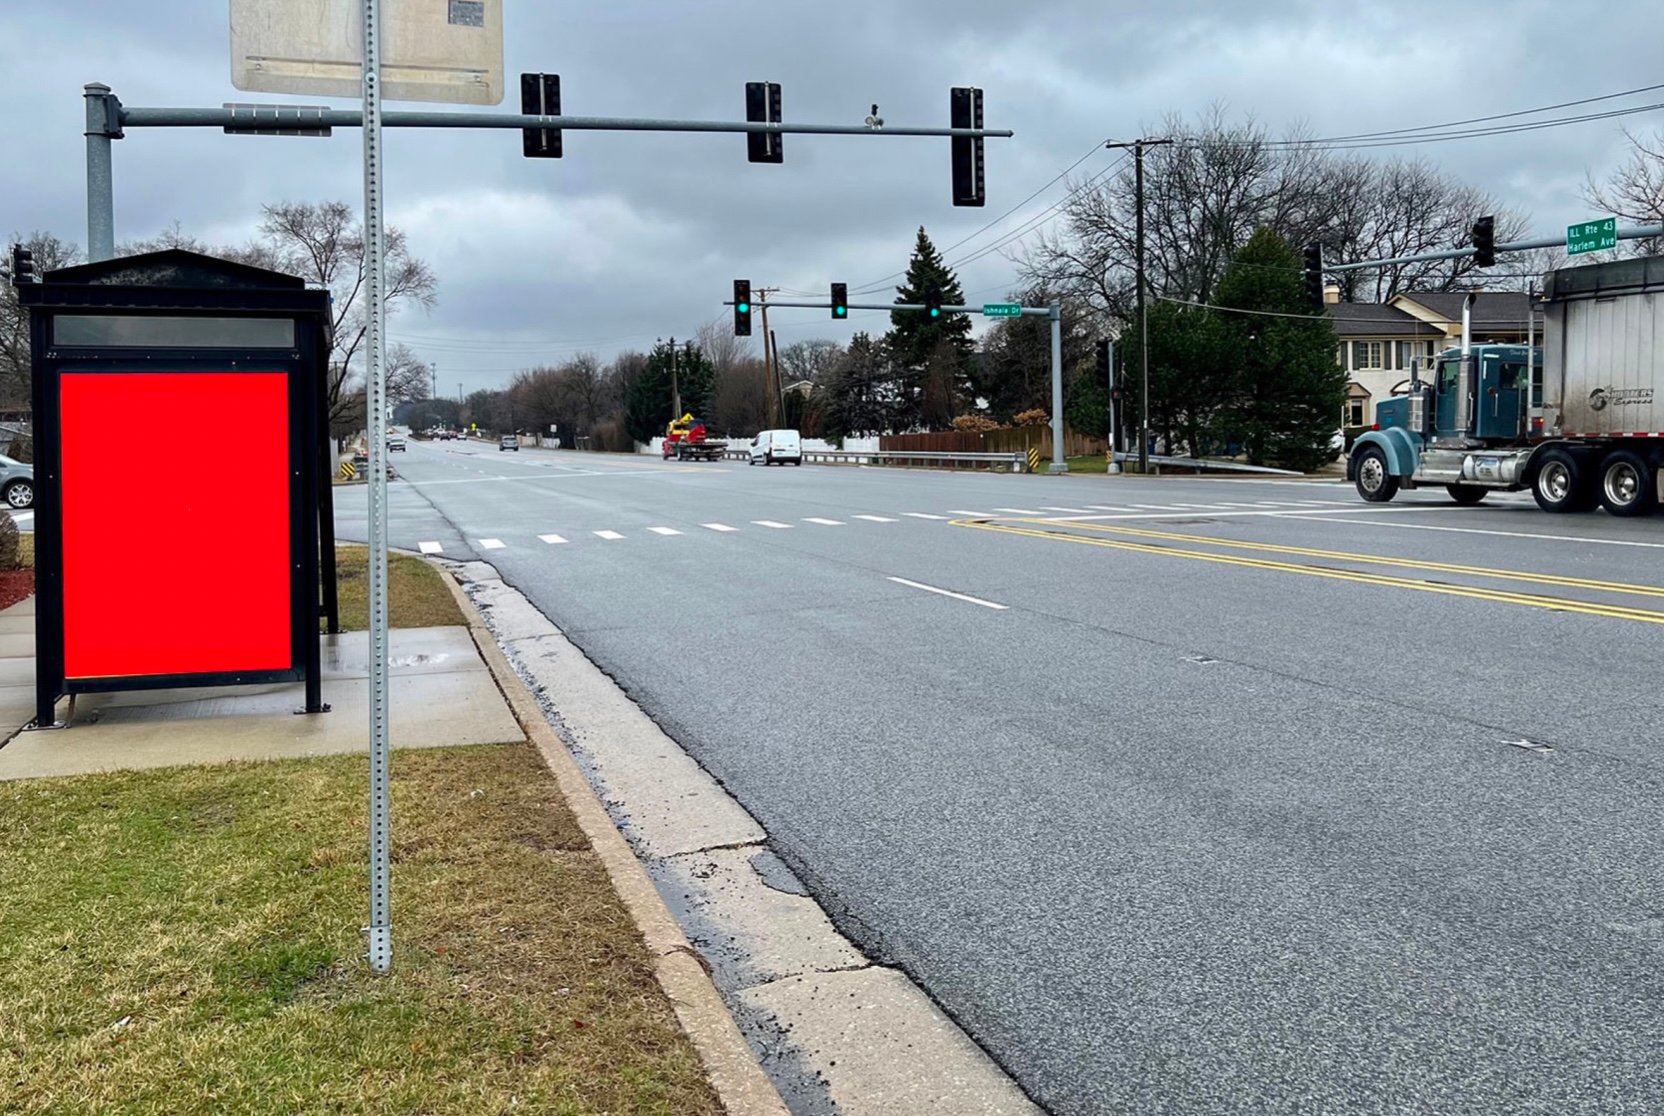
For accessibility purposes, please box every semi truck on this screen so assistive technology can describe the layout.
[1349,256,1663,517]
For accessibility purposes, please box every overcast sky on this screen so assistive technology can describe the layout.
[4,0,1662,397]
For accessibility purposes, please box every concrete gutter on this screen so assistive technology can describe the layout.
[443,560,1042,1116]
[438,567,791,1116]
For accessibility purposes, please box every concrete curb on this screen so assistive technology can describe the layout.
[437,567,790,1116]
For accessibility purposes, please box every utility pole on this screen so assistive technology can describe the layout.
[1105,137,1171,472]
[669,336,680,417]
[770,327,784,426]
[755,287,780,427]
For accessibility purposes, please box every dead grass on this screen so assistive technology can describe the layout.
[333,544,464,631]
[0,743,722,1115]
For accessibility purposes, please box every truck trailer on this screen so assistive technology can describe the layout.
[1349,256,1663,517]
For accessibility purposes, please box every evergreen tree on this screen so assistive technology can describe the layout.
[1214,228,1345,470]
[821,332,895,439]
[1120,300,1237,458]
[885,227,973,429]
[624,338,716,445]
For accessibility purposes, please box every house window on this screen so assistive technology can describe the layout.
[1352,341,1384,369]
[1344,382,1372,428]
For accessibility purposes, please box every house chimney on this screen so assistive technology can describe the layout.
[1323,283,1341,305]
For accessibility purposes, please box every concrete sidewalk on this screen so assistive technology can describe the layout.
[0,598,524,780]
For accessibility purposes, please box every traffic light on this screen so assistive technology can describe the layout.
[733,279,752,336]
[745,81,782,164]
[922,283,943,318]
[1472,215,1496,267]
[9,245,35,285]
[950,86,985,207]
[1096,339,1111,382]
[830,282,848,320]
[1302,242,1323,308]
[520,73,562,158]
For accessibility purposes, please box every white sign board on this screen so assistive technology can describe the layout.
[230,0,504,105]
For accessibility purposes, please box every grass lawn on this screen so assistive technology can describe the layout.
[333,544,464,631]
[1059,454,1110,474]
[0,742,723,1115]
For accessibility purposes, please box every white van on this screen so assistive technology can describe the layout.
[749,429,802,466]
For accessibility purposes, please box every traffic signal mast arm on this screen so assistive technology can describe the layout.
[1328,221,1664,273]
[725,297,1053,318]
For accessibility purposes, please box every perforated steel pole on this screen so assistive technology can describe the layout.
[361,0,393,975]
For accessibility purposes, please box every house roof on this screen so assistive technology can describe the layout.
[1325,302,1443,338]
[1394,291,1539,329]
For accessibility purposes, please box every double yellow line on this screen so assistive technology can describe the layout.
[955,518,1664,626]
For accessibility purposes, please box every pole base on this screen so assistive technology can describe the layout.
[1047,463,1069,474]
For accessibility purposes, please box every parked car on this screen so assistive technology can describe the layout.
[0,455,34,509]
[748,429,802,466]
[499,434,519,451]
[387,435,407,452]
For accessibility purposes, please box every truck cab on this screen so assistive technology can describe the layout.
[1351,343,1541,506]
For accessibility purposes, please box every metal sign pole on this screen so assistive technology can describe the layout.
[361,0,393,975]
[1048,304,1067,473]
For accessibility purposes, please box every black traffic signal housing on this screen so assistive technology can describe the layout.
[1096,339,1111,382]
[831,282,848,321]
[922,283,943,318]
[950,86,985,207]
[1472,215,1496,267]
[733,279,752,337]
[520,73,562,158]
[746,81,783,164]
[9,245,36,286]
[1302,242,1324,308]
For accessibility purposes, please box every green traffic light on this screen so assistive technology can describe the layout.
[835,307,846,317]
[930,308,941,318]
[737,302,750,313]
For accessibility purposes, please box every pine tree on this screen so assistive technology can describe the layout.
[885,227,972,429]
[624,339,716,445]
[1214,228,1345,470]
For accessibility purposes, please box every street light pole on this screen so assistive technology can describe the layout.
[1105,137,1171,473]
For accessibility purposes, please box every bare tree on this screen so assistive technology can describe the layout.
[776,339,842,386]
[0,231,79,408]
[709,357,770,437]
[694,317,753,377]
[1586,128,1664,257]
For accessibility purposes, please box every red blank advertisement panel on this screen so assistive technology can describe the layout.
[61,372,292,679]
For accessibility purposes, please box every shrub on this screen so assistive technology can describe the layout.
[0,513,19,571]
[1013,408,1049,427]
[951,414,1002,432]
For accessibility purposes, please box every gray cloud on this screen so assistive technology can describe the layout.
[4,0,1661,395]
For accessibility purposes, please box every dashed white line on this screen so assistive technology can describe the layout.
[1040,506,1095,514]
[648,526,683,536]
[947,510,992,517]
[903,513,951,520]
[853,515,899,522]
[594,530,625,540]
[753,520,793,529]
[1131,504,1184,511]
[803,517,845,526]
[478,538,506,550]
[539,533,568,545]
[887,576,1008,611]
[703,523,739,532]
[993,507,1043,515]
[418,541,443,555]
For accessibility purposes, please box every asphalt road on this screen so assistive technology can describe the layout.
[338,439,1664,1115]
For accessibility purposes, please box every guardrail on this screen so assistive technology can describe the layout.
[722,448,1028,471]
[1112,451,1302,476]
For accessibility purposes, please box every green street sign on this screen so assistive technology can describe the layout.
[1568,217,1617,256]
[983,303,1023,317]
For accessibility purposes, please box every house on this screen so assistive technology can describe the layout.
[1325,286,1543,427]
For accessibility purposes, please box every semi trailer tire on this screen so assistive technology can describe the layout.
[1598,450,1658,517]
[1531,448,1596,513]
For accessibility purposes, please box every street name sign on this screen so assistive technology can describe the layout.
[983,303,1023,317]
[1567,217,1617,256]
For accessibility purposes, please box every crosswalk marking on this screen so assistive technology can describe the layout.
[648,526,683,536]
[478,538,506,550]
[594,530,624,540]
[703,523,738,532]
[753,520,793,529]
[903,512,951,520]
[993,507,1042,515]
[539,533,568,545]
[1040,506,1094,514]
[947,510,991,517]
[804,517,845,526]
[853,515,899,522]
[1131,504,1184,511]
[418,541,443,554]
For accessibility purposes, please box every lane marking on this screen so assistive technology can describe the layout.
[887,576,1009,611]
[804,517,845,526]
[594,530,625,540]
[703,523,739,532]
[1274,513,1664,550]
[853,514,899,522]
[418,541,443,555]
[1043,505,1473,523]
[903,512,951,520]
[993,507,1043,515]
[753,520,793,529]
[478,538,506,550]
[538,533,568,545]
[957,521,1664,626]
[1130,504,1185,511]
[648,526,683,536]
[1040,506,1096,513]
[947,509,993,517]
[1054,521,1664,599]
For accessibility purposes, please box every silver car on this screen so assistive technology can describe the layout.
[0,455,32,509]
